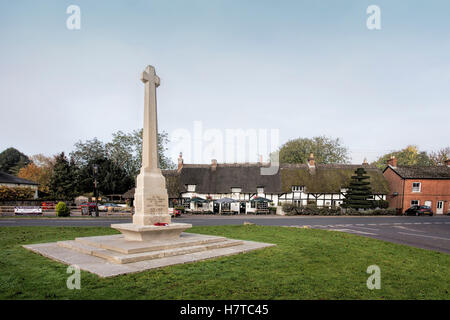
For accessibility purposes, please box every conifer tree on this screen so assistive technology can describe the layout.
[49,152,77,200]
[342,167,373,209]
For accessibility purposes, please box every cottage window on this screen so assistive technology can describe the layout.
[231,188,242,193]
[412,182,421,192]
[291,186,304,192]
[257,187,264,194]
[187,185,196,192]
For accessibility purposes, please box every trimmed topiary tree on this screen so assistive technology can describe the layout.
[342,167,373,210]
[55,201,71,217]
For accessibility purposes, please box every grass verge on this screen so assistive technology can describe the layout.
[0,225,448,299]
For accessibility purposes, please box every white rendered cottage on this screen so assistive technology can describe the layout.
[124,153,388,214]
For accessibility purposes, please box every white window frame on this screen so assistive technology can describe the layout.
[412,182,421,193]
[291,186,304,193]
[257,187,264,194]
[187,184,196,192]
[231,187,242,193]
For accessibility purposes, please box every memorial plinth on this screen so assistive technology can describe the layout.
[111,223,192,241]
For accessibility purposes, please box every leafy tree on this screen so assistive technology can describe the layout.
[76,157,134,196]
[70,138,107,167]
[157,131,176,170]
[107,129,175,174]
[71,130,175,180]
[372,145,433,169]
[0,147,30,174]
[429,147,450,165]
[105,130,141,177]
[49,152,78,200]
[342,167,373,209]
[17,154,54,194]
[278,136,350,164]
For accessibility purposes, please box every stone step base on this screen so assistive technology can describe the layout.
[74,233,228,254]
[57,234,243,264]
[25,233,275,277]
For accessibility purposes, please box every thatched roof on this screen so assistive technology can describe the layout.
[384,165,450,179]
[280,164,389,194]
[178,163,281,194]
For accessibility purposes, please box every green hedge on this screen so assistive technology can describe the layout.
[281,203,396,216]
[0,186,35,201]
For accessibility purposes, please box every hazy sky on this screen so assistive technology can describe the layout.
[1,0,449,164]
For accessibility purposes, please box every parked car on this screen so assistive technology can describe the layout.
[41,201,56,210]
[98,203,120,212]
[169,208,181,218]
[405,205,433,216]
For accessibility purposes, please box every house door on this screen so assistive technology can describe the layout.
[436,201,444,214]
[239,202,246,214]
[213,203,220,214]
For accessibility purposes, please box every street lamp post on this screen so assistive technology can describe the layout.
[93,164,99,217]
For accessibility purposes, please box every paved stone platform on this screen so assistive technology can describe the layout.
[23,233,275,277]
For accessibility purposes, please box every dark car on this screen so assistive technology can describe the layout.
[405,205,433,216]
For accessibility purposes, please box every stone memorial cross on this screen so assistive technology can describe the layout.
[132,65,170,226]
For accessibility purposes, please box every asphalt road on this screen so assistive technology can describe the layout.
[1,215,449,254]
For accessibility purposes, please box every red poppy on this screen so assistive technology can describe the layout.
[154,222,169,226]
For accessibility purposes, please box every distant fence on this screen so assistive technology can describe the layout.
[0,205,81,215]
[0,204,132,216]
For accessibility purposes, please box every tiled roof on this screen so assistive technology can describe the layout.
[386,165,450,179]
[0,171,38,185]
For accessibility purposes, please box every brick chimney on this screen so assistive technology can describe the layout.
[387,155,397,168]
[307,153,315,168]
[177,152,183,172]
[211,159,217,171]
[445,158,450,167]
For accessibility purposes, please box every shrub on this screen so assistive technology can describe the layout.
[282,203,297,215]
[268,206,277,214]
[372,200,389,209]
[55,201,70,217]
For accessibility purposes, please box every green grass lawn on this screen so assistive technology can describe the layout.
[0,225,449,300]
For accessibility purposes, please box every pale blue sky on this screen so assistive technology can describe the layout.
[1,0,449,164]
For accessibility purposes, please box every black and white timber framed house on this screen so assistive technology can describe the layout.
[124,153,388,214]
